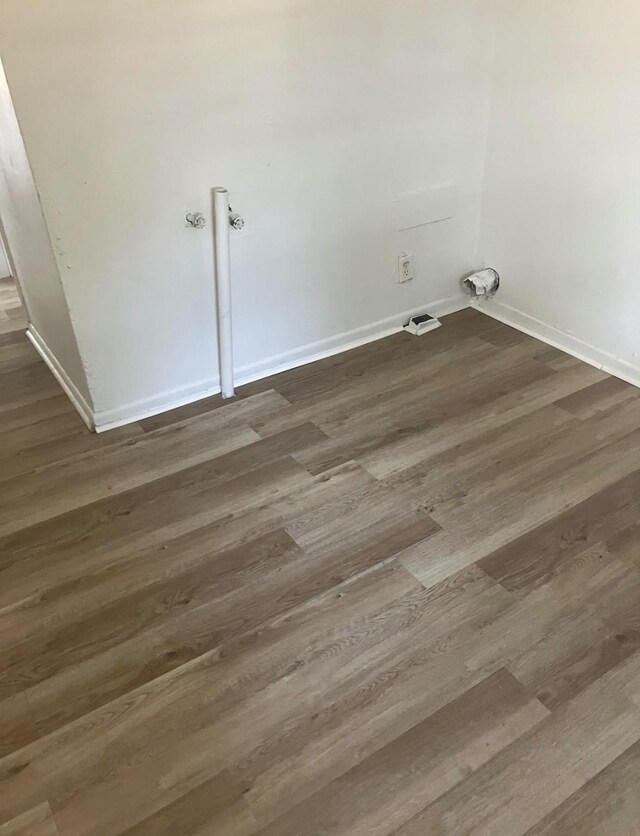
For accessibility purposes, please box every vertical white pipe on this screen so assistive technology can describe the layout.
[212,187,235,399]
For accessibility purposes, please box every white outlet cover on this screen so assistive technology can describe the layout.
[397,253,415,283]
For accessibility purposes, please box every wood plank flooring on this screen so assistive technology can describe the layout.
[0,277,26,336]
[2,305,640,834]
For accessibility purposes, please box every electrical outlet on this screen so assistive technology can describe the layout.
[397,253,415,283]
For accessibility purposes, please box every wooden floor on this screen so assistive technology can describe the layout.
[2,301,640,835]
[0,276,26,333]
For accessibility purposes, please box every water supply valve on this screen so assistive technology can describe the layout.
[186,212,207,229]
[229,207,245,231]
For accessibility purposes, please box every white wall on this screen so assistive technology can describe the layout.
[0,238,9,279]
[0,0,493,422]
[0,57,90,402]
[480,0,640,377]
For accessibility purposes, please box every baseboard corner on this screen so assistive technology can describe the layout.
[26,325,96,431]
[473,299,640,389]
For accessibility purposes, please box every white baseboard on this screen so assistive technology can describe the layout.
[27,325,95,431]
[29,293,640,434]
[473,299,640,389]
[235,294,468,386]
[93,378,224,433]
[94,294,468,432]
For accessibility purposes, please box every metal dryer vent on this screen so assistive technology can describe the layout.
[463,268,500,299]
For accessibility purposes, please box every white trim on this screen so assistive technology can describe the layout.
[473,299,640,389]
[26,325,95,431]
[235,294,468,386]
[93,294,468,432]
[93,378,224,433]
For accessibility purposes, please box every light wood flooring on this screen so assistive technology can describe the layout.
[2,304,640,835]
[0,277,26,334]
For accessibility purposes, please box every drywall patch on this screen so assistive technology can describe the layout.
[394,184,457,231]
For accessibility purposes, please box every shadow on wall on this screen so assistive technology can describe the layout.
[0,54,92,420]
[0,236,10,279]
